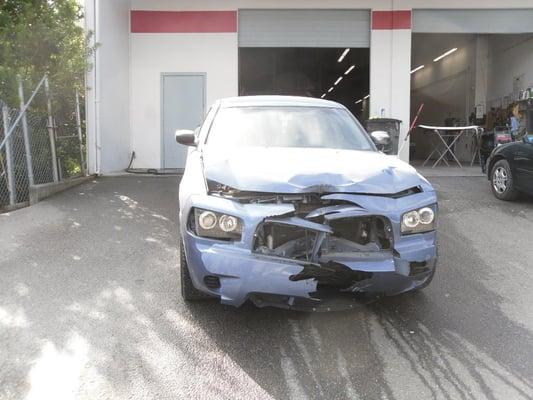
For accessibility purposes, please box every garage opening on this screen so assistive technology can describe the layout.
[238,10,370,119]
[409,9,533,166]
[239,47,369,118]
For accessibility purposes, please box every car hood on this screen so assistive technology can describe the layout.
[202,146,432,194]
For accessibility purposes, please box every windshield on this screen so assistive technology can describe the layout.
[206,106,374,151]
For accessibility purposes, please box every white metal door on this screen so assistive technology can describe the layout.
[161,74,205,169]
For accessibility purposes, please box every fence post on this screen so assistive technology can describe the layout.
[18,77,35,186]
[2,106,16,206]
[44,76,59,182]
[75,89,86,175]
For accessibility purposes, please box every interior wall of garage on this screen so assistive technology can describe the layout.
[486,34,533,107]
[129,33,238,169]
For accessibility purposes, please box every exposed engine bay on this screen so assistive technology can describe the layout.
[253,215,393,260]
[249,195,395,294]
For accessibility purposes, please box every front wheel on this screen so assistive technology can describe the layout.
[491,159,519,201]
[180,240,210,301]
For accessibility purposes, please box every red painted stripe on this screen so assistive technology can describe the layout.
[131,10,237,33]
[372,10,412,30]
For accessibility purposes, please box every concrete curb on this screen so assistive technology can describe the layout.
[29,175,96,205]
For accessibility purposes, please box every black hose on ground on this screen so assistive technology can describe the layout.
[125,151,180,175]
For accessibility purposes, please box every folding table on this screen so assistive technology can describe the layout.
[418,125,482,168]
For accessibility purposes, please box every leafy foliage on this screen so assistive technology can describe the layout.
[0,0,94,181]
[0,0,93,107]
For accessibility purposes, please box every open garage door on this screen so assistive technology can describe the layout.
[410,9,533,166]
[238,10,370,118]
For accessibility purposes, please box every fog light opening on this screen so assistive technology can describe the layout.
[203,275,221,289]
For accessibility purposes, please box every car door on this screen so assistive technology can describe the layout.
[513,135,533,194]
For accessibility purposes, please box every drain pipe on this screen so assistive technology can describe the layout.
[93,0,101,175]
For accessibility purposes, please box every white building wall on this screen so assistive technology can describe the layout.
[88,0,533,173]
[85,0,131,174]
[131,0,533,11]
[370,28,412,159]
[130,33,238,168]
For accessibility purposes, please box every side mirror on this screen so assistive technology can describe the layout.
[370,130,392,153]
[175,129,196,146]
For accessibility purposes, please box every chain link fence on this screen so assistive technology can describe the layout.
[0,76,85,211]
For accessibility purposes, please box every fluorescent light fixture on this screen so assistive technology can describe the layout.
[433,48,457,62]
[334,76,343,85]
[344,65,355,75]
[337,48,350,63]
[327,87,334,93]
[320,93,326,98]
[363,94,370,99]
[355,99,363,104]
[410,65,425,74]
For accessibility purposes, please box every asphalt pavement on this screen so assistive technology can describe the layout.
[1,175,533,400]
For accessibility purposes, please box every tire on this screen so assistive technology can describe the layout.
[490,159,519,201]
[180,240,210,301]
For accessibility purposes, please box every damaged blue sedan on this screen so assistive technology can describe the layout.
[176,96,437,311]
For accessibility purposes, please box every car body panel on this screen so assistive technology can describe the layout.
[203,146,433,195]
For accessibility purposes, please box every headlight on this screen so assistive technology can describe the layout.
[401,204,437,234]
[190,208,243,240]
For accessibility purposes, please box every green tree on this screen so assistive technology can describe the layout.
[0,0,92,106]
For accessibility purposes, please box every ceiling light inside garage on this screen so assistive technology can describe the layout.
[344,65,355,75]
[433,48,457,62]
[337,48,350,63]
[328,87,334,93]
[334,76,343,85]
[364,94,370,99]
[355,99,363,104]
[410,65,425,74]
[320,93,326,98]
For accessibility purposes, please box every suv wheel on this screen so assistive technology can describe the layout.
[491,159,519,201]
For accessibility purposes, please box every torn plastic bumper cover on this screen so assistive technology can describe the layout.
[182,190,437,311]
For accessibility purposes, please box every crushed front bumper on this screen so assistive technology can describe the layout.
[180,191,438,311]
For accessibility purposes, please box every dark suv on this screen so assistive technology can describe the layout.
[487,134,533,200]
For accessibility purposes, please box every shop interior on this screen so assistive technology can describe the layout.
[409,32,533,165]
[239,47,370,119]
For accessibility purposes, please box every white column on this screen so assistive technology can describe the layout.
[474,36,489,116]
[369,10,412,162]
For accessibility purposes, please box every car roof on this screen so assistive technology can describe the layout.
[218,95,343,109]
